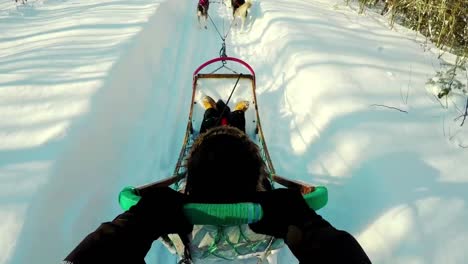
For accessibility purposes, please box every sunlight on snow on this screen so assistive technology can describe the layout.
[0,121,69,150]
[289,114,321,155]
[358,197,467,263]
[309,134,372,177]
[415,197,465,236]
[288,99,363,158]
[425,156,468,183]
[357,204,415,262]
[0,161,52,195]
[0,0,161,263]
[284,63,365,156]
[0,100,89,126]
[0,84,97,150]
[1,0,468,263]
[0,161,49,264]
[0,206,26,264]
[433,230,468,263]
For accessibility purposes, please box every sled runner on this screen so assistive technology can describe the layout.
[118,57,328,261]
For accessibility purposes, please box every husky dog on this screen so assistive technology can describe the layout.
[231,0,245,16]
[233,0,252,31]
[197,0,209,29]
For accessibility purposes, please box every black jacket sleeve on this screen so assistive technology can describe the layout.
[285,215,371,264]
[64,210,156,264]
[64,187,191,264]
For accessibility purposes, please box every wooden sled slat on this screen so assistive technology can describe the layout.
[137,174,184,194]
[138,174,315,196]
[196,73,254,80]
[272,174,315,194]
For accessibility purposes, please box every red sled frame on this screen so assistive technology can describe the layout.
[143,57,316,194]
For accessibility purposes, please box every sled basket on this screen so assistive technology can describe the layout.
[117,57,329,262]
[118,57,328,225]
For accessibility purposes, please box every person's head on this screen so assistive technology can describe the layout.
[185,126,272,201]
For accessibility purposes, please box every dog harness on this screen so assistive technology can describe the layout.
[220,117,229,126]
[232,0,242,8]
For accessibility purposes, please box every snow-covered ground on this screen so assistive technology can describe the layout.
[1,0,467,263]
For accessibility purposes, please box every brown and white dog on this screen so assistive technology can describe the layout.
[232,0,252,30]
[231,0,245,16]
[197,0,209,29]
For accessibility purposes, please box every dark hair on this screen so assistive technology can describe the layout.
[185,126,271,202]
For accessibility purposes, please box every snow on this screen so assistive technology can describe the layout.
[1,0,467,263]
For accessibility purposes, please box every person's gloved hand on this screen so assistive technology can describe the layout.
[249,189,372,264]
[116,187,193,240]
[249,188,325,239]
[65,187,193,263]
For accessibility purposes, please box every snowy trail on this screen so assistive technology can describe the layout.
[6,0,248,263]
[1,0,467,263]
[234,1,468,263]
[0,0,159,263]
[235,1,468,262]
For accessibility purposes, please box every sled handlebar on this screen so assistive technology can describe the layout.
[118,186,328,225]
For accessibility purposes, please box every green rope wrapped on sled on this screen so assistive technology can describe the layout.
[119,185,328,225]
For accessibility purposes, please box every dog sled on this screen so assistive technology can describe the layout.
[118,57,328,261]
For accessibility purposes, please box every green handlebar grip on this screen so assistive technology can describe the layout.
[119,186,142,211]
[184,202,263,225]
[118,186,328,225]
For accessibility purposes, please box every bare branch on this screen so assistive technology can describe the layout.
[465,62,468,90]
[405,65,412,105]
[426,92,447,109]
[448,123,453,140]
[450,96,464,114]
[449,129,460,141]
[433,94,448,109]
[453,97,468,126]
[370,104,408,113]
[442,116,446,137]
